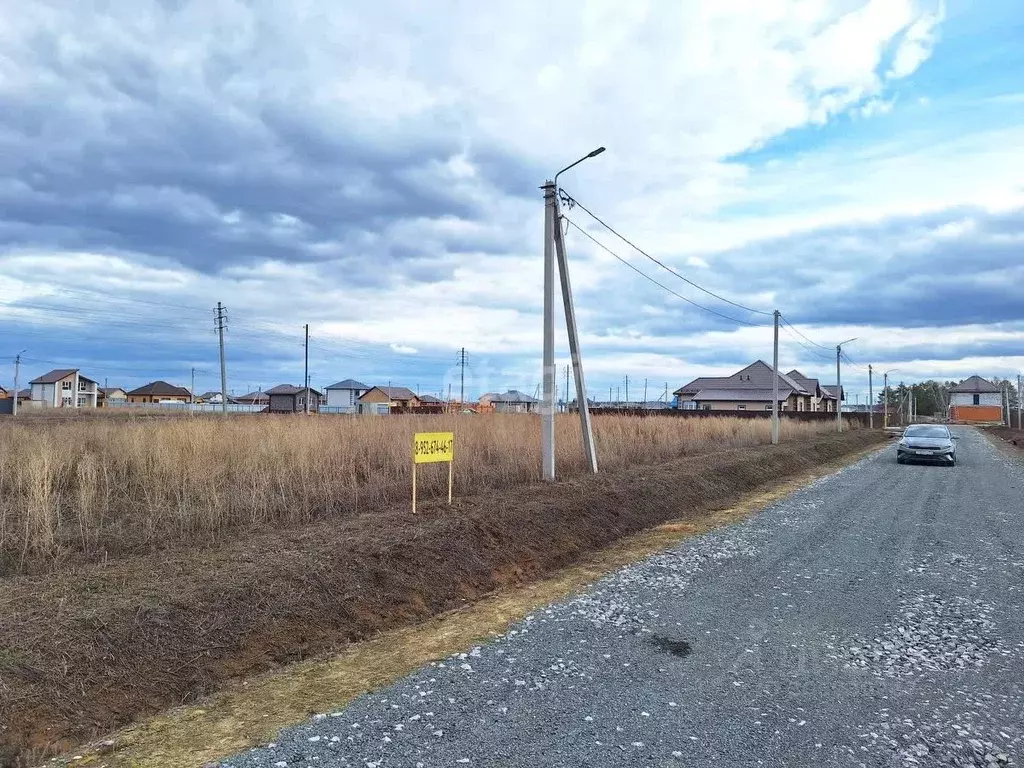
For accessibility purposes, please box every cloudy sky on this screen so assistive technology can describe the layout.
[2,0,1022,402]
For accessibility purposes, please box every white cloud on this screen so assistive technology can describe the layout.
[9,0,1022,399]
[389,343,419,355]
[887,5,944,79]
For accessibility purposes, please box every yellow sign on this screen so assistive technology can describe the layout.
[412,432,455,513]
[413,432,454,464]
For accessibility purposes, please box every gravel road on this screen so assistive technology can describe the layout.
[219,428,1024,767]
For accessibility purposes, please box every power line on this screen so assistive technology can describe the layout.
[779,315,833,351]
[563,218,762,327]
[778,323,834,362]
[560,190,773,317]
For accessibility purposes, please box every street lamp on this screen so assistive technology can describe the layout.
[542,147,606,481]
[554,147,606,190]
[836,337,858,433]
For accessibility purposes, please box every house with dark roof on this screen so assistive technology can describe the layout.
[357,386,420,413]
[821,385,844,412]
[126,381,192,404]
[786,370,837,413]
[482,390,539,414]
[673,361,818,413]
[235,391,270,406]
[324,379,370,410]
[29,368,99,408]
[265,384,322,413]
[948,375,1004,423]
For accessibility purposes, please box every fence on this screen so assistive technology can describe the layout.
[572,407,877,427]
[105,400,265,414]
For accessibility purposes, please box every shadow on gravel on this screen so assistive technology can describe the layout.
[649,635,693,658]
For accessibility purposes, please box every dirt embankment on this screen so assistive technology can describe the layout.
[986,425,1024,451]
[0,430,885,765]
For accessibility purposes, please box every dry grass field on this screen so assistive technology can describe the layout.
[0,413,842,572]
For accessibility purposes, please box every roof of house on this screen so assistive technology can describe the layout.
[98,387,126,396]
[325,379,369,391]
[196,391,224,401]
[692,388,788,402]
[126,380,192,397]
[821,385,844,400]
[265,384,323,396]
[30,368,79,384]
[675,360,809,397]
[236,391,270,403]
[786,370,822,394]
[418,394,442,403]
[949,375,1001,394]
[17,389,30,398]
[491,390,538,403]
[359,386,418,401]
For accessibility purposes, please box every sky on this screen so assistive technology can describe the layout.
[2,0,1023,403]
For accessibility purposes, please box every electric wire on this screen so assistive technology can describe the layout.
[563,218,762,328]
[560,191,774,317]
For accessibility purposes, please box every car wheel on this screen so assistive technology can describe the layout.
[897,456,905,464]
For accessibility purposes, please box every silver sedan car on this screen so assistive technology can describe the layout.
[896,424,959,466]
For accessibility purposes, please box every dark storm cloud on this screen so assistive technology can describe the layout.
[701,206,1024,328]
[0,24,533,276]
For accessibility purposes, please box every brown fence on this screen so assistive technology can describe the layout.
[573,408,878,427]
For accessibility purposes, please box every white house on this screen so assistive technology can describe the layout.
[324,379,369,411]
[29,369,99,408]
[948,375,1002,407]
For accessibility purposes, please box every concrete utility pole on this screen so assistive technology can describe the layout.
[883,372,889,429]
[191,367,196,414]
[303,323,310,414]
[868,365,874,429]
[1018,374,1022,429]
[771,309,780,445]
[459,347,467,406]
[552,175,599,474]
[836,338,857,433]
[624,375,629,406]
[643,377,648,404]
[542,181,557,480]
[12,352,22,417]
[215,302,228,415]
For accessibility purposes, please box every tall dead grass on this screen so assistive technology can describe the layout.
[0,414,843,571]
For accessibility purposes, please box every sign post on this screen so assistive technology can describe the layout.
[412,431,455,514]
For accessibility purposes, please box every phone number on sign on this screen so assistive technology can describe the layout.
[414,438,453,457]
